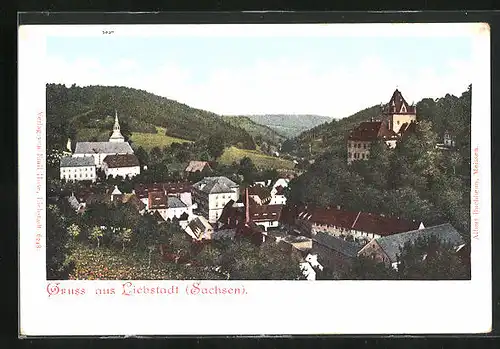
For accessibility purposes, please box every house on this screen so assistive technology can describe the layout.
[436,130,456,150]
[191,176,240,223]
[147,191,192,222]
[295,206,424,244]
[218,199,283,232]
[247,184,272,205]
[110,185,123,202]
[184,216,214,241]
[310,231,362,278]
[72,111,134,168]
[185,160,212,174]
[60,156,96,182]
[443,130,456,147]
[133,182,193,209]
[102,154,141,179]
[357,223,465,270]
[347,89,418,164]
[347,121,399,164]
[67,193,86,213]
[270,185,287,205]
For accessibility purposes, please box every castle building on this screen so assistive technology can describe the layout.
[71,111,134,169]
[347,89,417,164]
[381,89,417,134]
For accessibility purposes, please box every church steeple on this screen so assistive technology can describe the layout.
[109,110,125,143]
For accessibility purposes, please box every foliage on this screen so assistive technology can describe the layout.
[194,238,303,280]
[46,84,257,151]
[222,115,286,146]
[287,86,471,236]
[130,126,192,151]
[46,202,74,279]
[219,146,295,170]
[244,114,332,139]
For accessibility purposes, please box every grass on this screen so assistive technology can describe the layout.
[130,127,192,150]
[219,146,296,170]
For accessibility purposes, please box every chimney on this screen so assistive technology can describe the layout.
[148,193,152,210]
[245,187,250,224]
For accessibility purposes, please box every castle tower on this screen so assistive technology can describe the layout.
[109,110,125,143]
[382,89,417,134]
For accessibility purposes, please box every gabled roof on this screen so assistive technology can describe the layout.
[60,156,95,167]
[398,121,417,139]
[382,89,417,115]
[274,185,286,195]
[248,184,272,202]
[185,160,212,172]
[186,216,212,238]
[312,232,361,258]
[103,154,140,168]
[348,121,398,142]
[74,141,133,154]
[374,223,464,263]
[164,182,192,194]
[193,176,239,194]
[167,196,187,208]
[124,194,146,211]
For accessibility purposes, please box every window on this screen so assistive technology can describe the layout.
[363,144,367,149]
[348,152,351,158]
[397,120,400,125]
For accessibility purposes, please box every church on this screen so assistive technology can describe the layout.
[60,111,140,181]
[72,111,135,168]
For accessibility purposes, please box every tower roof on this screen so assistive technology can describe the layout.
[383,89,416,115]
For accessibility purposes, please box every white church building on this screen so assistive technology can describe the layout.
[62,111,140,180]
[71,111,135,168]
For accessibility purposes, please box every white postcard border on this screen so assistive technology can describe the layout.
[18,22,491,336]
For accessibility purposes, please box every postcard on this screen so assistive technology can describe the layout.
[18,18,491,336]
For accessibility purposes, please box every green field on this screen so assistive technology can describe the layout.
[130,127,192,150]
[219,146,296,170]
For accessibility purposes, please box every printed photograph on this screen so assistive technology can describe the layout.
[45,29,472,281]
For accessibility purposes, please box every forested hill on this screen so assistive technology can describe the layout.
[221,115,287,146]
[46,84,260,150]
[240,114,333,138]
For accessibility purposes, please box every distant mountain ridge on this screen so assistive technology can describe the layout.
[238,114,333,138]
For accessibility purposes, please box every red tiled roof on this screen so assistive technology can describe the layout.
[148,191,167,209]
[348,121,398,142]
[382,89,417,115]
[247,185,272,202]
[250,204,283,222]
[163,182,192,194]
[352,212,421,236]
[134,182,192,199]
[103,154,140,168]
[218,201,283,226]
[297,206,421,237]
[185,161,212,172]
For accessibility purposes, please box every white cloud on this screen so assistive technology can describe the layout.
[45,54,472,118]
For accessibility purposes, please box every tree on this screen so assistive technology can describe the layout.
[116,227,133,252]
[135,146,149,167]
[149,146,163,165]
[238,157,257,185]
[89,226,104,248]
[67,223,81,240]
[396,235,469,280]
[46,203,73,279]
[207,134,225,159]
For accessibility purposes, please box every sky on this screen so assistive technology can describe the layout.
[46,27,473,118]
